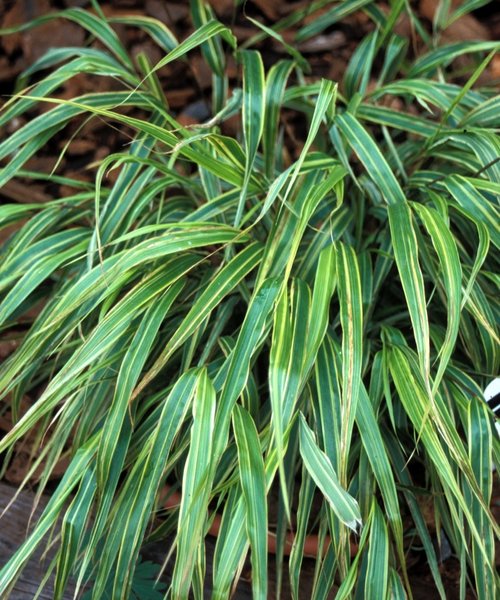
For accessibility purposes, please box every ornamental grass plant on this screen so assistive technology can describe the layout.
[0,1,498,598]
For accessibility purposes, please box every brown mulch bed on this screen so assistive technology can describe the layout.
[1,0,499,212]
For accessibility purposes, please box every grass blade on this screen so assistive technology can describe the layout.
[233,404,268,599]
[299,414,361,532]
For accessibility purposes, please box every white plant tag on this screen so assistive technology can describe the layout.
[483,377,500,437]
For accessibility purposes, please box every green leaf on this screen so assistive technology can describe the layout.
[96,283,184,493]
[408,41,500,77]
[335,112,406,205]
[55,469,97,599]
[344,31,378,98]
[365,501,389,600]
[388,202,430,382]
[389,347,499,562]
[233,404,268,600]
[214,278,281,459]
[443,175,500,249]
[335,242,363,475]
[0,438,97,596]
[235,50,266,226]
[263,60,294,177]
[104,370,200,599]
[172,369,216,598]
[296,0,374,41]
[299,414,361,532]
[413,202,462,392]
[356,386,405,572]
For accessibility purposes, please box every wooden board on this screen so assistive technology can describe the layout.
[0,482,254,599]
[0,482,75,600]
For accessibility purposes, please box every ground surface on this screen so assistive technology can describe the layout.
[0,482,76,599]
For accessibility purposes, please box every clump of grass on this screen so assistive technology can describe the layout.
[0,1,498,598]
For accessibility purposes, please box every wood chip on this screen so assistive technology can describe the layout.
[146,0,189,24]
[1,180,51,204]
[298,31,346,53]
